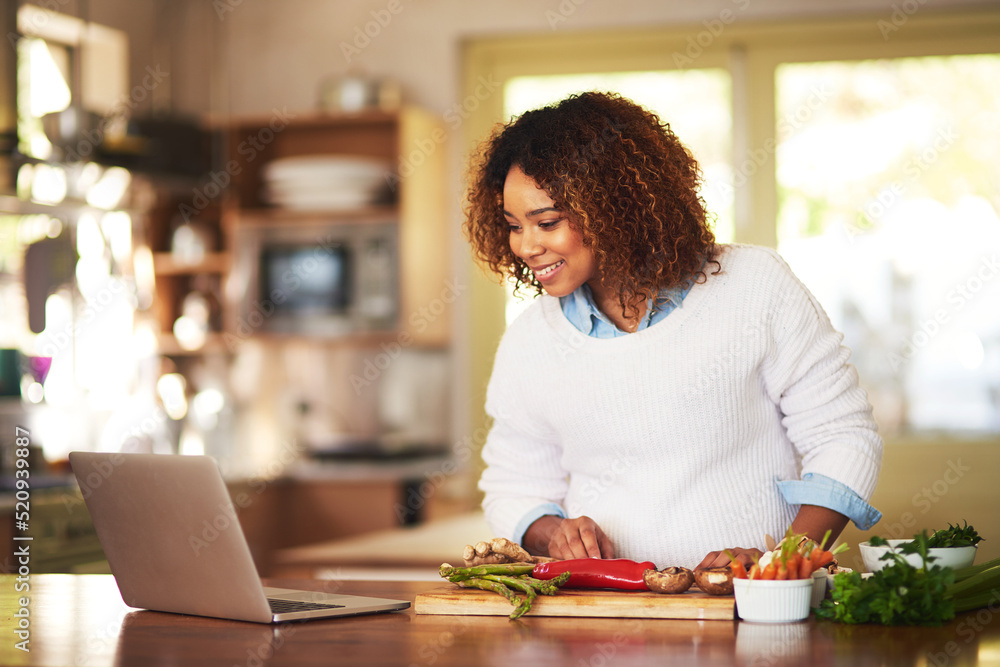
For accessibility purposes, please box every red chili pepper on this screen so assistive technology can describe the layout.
[532,558,656,590]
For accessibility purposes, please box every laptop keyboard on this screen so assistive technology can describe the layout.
[268,599,347,614]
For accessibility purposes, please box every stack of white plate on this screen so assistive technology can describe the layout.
[261,155,392,210]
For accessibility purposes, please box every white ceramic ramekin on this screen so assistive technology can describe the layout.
[734,577,813,623]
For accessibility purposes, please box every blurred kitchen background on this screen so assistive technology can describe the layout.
[0,0,998,576]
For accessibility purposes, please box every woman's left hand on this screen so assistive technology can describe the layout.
[696,547,762,571]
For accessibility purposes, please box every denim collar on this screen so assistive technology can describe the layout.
[560,281,691,338]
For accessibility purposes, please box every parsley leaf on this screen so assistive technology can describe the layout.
[815,531,956,626]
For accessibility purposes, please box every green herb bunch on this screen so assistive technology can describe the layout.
[926,521,983,548]
[817,526,1000,626]
[816,532,955,626]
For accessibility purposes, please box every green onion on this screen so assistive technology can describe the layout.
[953,556,1000,583]
[953,589,1000,614]
[946,562,1000,605]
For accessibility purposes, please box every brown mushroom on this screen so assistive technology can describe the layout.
[694,567,734,595]
[644,566,695,594]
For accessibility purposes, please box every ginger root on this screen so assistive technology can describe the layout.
[462,537,533,566]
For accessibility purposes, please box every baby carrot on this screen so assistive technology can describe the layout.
[748,563,761,580]
[730,560,749,579]
[795,553,813,579]
[810,549,834,570]
[760,563,777,580]
[810,541,850,572]
[786,553,803,580]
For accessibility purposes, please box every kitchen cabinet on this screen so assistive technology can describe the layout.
[145,187,230,356]
[237,473,472,576]
[135,108,454,553]
[147,106,450,354]
[223,106,451,348]
[0,485,107,574]
[0,474,450,575]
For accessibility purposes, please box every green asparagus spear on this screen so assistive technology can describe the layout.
[439,562,572,620]
[439,563,537,581]
[510,587,537,620]
[480,572,568,596]
[457,578,522,607]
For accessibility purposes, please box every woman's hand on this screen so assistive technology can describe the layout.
[696,547,762,571]
[523,515,616,559]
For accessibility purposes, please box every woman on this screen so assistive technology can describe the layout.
[464,91,882,570]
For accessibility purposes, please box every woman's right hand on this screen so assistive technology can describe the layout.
[523,515,616,559]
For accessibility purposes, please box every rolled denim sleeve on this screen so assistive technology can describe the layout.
[777,473,882,530]
[513,503,567,547]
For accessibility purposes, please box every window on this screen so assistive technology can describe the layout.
[17,36,73,160]
[0,5,138,460]
[775,55,1000,436]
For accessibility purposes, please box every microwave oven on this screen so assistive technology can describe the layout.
[229,217,399,338]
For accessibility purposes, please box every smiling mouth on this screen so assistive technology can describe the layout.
[533,260,565,279]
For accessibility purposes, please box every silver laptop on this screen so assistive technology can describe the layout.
[69,451,410,623]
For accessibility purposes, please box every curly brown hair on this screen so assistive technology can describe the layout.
[464,91,719,317]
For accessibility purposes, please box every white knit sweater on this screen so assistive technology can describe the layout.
[479,244,883,570]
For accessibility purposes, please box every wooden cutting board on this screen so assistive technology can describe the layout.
[415,585,735,620]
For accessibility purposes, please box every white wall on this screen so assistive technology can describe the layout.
[211,0,997,118]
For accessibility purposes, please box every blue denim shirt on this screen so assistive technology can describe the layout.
[560,281,693,338]
[515,283,882,544]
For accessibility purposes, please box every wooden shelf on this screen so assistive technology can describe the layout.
[152,252,230,275]
[156,332,230,356]
[214,108,399,131]
[232,205,398,227]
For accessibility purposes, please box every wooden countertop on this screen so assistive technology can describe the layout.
[272,511,492,576]
[3,574,1000,666]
